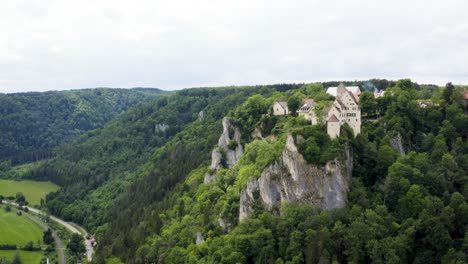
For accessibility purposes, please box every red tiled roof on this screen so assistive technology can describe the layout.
[328,114,339,122]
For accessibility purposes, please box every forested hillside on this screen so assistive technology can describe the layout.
[0,88,167,165]
[9,81,468,263]
[94,80,467,264]
[20,84,302,235]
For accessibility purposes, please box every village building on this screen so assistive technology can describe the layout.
[326,85,361,102]
[272,101,290,116]
[271,83,361,139]
[418,101,435,108]
[297,99,318,124]
[374,90,385,98]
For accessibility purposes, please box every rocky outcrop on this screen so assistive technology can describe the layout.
[155,123,169,132]
[198,110,205,121]
[219,216,234,233]
[389,132,405,156]
[204,117,244,183]
[239,134,352,221]
[196,232,205,245]
[251,127,263,140]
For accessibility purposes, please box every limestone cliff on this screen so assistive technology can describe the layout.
[239,134,352,221]
[389,132,405,156]
[205,117,244,183]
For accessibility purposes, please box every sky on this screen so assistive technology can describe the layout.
[0,0,467,93]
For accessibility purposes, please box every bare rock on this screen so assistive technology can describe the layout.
[389,132,405,156]
[196,232,205,245]
[239,134,352,221]
[205,117,244,183]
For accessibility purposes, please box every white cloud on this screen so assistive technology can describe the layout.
[0,0,467,92]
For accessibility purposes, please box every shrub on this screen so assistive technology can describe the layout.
[227,140,238,150]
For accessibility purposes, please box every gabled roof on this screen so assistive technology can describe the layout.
[344,89,359,105]
[335,99,346,109]
[374,90,385,98]
[326,86,361,97]
[298,98,316,112]
[275,101,288,110]
[327,114,339,122]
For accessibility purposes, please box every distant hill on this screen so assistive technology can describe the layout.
[0,88,169,164]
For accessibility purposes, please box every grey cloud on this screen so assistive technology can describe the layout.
[0,0,467,93]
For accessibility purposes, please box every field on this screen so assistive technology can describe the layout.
[0,250,43,263]
[0,209,43,245]
[0,179,59,205]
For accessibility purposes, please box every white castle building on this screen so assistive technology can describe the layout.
[325,83,361,138]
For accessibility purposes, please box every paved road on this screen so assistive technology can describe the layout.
[6,201,94,262]
[23,213,66,264]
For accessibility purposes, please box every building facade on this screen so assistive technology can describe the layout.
[326,83,361,138]
[273,101,290,116]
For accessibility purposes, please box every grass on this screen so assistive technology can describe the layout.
[0,209,44,246]
[0,179,59,205]
[0,250,43,263]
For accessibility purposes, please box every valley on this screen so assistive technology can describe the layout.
[0,82,466,263]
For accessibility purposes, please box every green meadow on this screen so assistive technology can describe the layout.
[0,209,43,245]
[0,179,59,205]
[0,250,43,264]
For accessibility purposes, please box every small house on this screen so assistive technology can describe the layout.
[273,101,290,116]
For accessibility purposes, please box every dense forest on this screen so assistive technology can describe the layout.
[97,80,467,264]
[0,88,167,165]
[2,80,467,263]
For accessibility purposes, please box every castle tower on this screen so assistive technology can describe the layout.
[336,83,347,98]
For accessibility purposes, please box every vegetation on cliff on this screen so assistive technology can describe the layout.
[2,80,467,263]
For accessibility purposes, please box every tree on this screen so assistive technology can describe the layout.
[442,82,455,104]
[15,193,26,206]
[43,229,54,244]
[398,185,425,219]
[23,241,34,251]
[360,91,377,116]
[287,95,302,116]
[12,253,22,264]
[67,233,85,255]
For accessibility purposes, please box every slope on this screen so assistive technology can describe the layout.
[97,81,468,263]
[0,87,168,165]
[22,84,301,234]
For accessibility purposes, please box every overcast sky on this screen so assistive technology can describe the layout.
[0,0,467,93]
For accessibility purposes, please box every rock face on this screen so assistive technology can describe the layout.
[155,123,169,132]
[204,117,244,183]
[251,127,263,140]
[239,134,352,221]
[196,232,205,245]
[390,132,405,156]
[198,110,205,121]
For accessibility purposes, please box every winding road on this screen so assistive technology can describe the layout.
[23,213,66,264]
[5,201,94,263]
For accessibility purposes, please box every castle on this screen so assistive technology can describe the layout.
[325,83,361,138]
[273,83,361,138]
